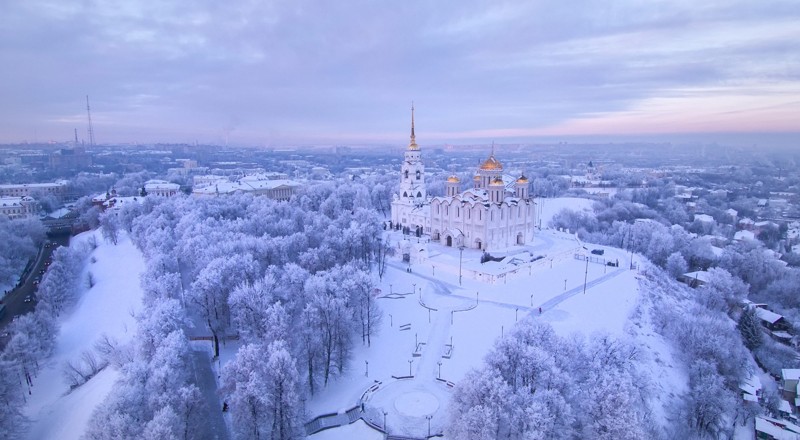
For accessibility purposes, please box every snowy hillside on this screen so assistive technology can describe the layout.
[23,231,145,440]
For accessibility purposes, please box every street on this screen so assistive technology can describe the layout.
[0,232,70,347]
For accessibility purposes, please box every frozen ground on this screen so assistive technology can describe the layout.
[23,231,145,440]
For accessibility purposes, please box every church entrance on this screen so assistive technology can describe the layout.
[516,232,524,245]
[445,236,452,247]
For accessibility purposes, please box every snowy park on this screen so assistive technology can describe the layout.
[304,198,643,439]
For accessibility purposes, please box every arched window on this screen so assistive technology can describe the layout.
[417,191,422,198]
[416,170,421,180]
[403,191,407,197]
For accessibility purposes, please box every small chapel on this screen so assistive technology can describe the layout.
[390,106,535,251]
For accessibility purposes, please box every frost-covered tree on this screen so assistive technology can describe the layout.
[665,252,688,279]
[190,254,259,357]
[99,210,121,245]
[223,341,301,440]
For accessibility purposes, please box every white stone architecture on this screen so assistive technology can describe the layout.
[0,196,37,219]
[390,107,535,251]
[144,180,181,197]
[192,173,302,201]
[0,181,67,199]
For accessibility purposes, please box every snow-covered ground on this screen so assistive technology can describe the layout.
[306,197,678,439]
[23,231,145,440]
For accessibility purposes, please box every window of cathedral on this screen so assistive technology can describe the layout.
[417,192,421,198]
[404,170,409,179]
[416,170,420,180]
[403,191,407,197]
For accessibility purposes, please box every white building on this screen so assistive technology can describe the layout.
[390,107,535,251]
[0,181,67,199]
[192,174,302,201]
[144,180,181,197]
[0,196,37,219]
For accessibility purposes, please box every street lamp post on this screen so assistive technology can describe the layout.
[390,284,392,295]
[383,411,388,431]
[459,245,464,285]
[583,256,589,295]
[413,283,416,299]
[437,361,442,379]
[426,415,432,437]
[408,359,413,376]
[530,293,533,307]
[389,313,393,327]
[476,291,479,306]
[564,279,567,291]
[516,307,519,322]
[365,360,369,377]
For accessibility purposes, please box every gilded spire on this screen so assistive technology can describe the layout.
[409,102,419,150]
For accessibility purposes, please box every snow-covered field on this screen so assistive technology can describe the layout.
[23,231,145,440]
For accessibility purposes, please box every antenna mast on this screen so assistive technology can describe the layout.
[86,95,95,146]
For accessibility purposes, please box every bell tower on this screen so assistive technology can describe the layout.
[398,103,427,204]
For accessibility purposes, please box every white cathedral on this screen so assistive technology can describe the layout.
[390,107,536,252]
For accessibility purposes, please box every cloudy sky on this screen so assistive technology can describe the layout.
[1,0,798,146]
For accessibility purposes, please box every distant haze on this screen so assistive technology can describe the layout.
[1,1,798,147]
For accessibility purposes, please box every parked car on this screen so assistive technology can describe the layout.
[591,249,605,255]
[24,295,33,303]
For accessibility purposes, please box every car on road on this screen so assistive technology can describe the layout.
[591,249,605,255]
[24,295,34,303]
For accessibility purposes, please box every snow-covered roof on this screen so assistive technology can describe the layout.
[725,208,738,216]
[743,393,758,402]
[756,308,784,325]
[782,369,800,381]
[0,181,67,189]
[192,178,302,196]
[733,230,755,241]
[739,218,755,225]
[681,271,711,284]
[144,179,180,190]
[756,416,800,440]
[780,399,793,414]
[0,196,32,206]
[694,214,715,224]
[740,374,762,395]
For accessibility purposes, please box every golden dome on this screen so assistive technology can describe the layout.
[516,174,529,183]
[479,155,503,171]
[489,177,505,186]
[446,175,460,183]
[473,174,480,181]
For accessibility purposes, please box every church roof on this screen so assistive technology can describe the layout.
[479,154,503,171]
[446,175,460,183]
[408,103,419,150]
[516,175,529,183]
[490,177,505,186]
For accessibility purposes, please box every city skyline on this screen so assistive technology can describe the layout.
[1,0,798,147]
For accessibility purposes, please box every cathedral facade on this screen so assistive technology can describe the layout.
[390,108,535,251]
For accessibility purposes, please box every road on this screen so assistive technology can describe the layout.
[0,233,70,347]
[191,350,230,440]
